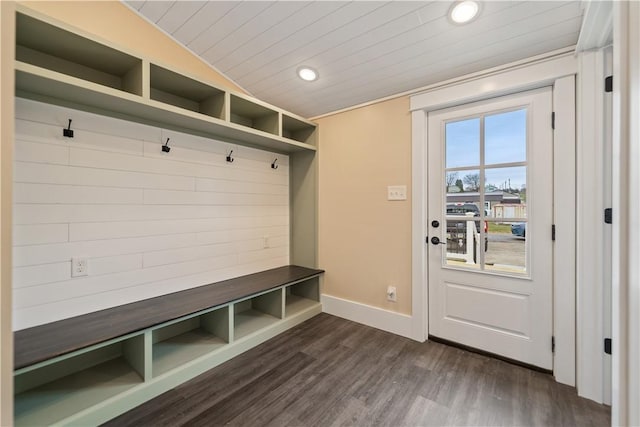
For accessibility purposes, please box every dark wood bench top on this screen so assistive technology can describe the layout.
[14,265,324,369]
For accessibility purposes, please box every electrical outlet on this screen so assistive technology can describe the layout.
[387,185,407,201]
[263,236,270,249]
[71,257,89,277]
[387,286,397,302]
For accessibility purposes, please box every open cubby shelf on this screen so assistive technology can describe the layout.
[150,64,226,120]
[16,358,142,426]
[14,337,145,426]
[229,94,279,136]
[14,9,317,153]
[234,310,281,340]
[233,291,284,340]
[282,114,317,145]
[16,13,143,96]
[153,330,228,378]
[13,266,322,426]
[286,277,321,317]
[152,307,230,377]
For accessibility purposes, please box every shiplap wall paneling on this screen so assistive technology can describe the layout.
[13,98,290,330]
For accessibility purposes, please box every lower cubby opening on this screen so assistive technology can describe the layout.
[285,277,320,317]
[14,336,144,426]
[233,290,283,340]
[152,307,230,377]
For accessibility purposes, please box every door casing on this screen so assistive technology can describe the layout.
[410,50,577,387]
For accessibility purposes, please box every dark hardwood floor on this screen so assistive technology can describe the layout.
[105,313,610,427]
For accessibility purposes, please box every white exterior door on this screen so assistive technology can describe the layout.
[427,88,554,369]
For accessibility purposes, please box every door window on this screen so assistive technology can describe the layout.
[444,108,529,275]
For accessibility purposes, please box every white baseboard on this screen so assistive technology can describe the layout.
[321,294,414,339]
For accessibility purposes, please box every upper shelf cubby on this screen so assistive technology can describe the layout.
[150,64,226,120]
[282,114,317,145]
[230,94,279,136]
[15,13,143,96]
[13,8,317,153]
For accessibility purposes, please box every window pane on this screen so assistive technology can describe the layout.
[445,169,481,196]
[485,109,526,165]
[446,118,480,168]
[485,227,527,274]
[484,166,527,219]
[445,219,482,269]
[446,168,482,212]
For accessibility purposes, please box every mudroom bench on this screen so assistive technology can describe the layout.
[13,265,323,426]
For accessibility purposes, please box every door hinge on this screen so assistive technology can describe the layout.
[604,208,613,224]
[552,224,556,241]
[551,111,555,129]
[604,338,612,355]
[552,336,556,353]
[605,75,613,93]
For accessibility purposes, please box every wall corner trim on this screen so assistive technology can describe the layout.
[321,294,415,340]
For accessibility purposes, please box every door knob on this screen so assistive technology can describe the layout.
[431,220,440,228]
[431,236,446,245]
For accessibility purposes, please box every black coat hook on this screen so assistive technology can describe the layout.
[226,150,234,163]
[162,138,171,153]
[63,119,74,138]
[271,158,278,170]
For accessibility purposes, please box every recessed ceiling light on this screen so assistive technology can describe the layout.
[449,1,480,24]
[297,66,318,82]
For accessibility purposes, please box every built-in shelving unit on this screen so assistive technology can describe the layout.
[14,266,323,426]
[14,8,317,154]
[12,6,322,426]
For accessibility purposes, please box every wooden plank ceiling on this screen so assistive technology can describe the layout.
[125,1,583,118]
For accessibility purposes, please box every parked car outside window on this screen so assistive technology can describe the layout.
[511,222,526,237]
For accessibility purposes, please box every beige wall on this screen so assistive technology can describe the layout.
[317,97,412,314]
[1,2,15,424]
[21,1,245,93]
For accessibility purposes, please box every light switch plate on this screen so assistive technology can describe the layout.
[387,185,407,201]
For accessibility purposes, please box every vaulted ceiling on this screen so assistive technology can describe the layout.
[125,1,583,118]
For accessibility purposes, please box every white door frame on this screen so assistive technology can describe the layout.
[410,49,577,387]
[576,48,611,404]
[611,1,640,424]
